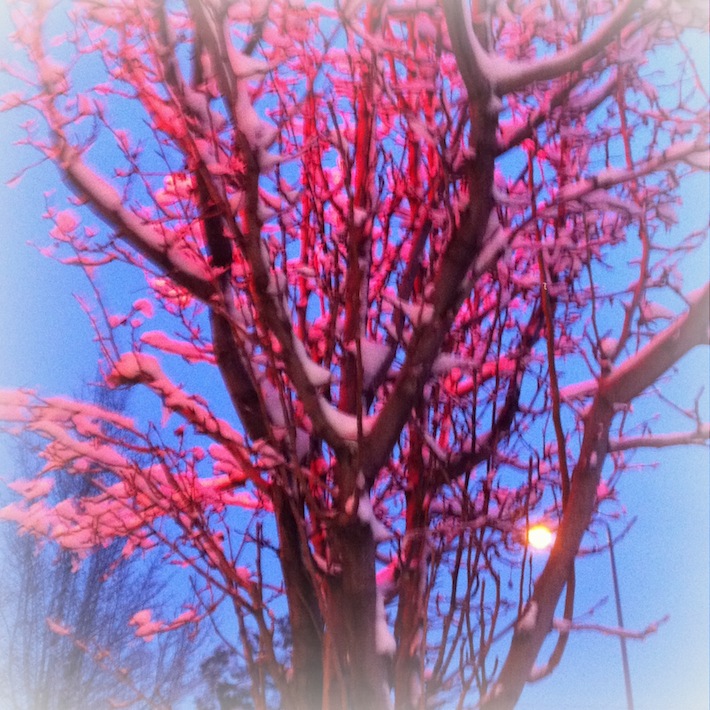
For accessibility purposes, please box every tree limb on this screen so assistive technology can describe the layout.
[603,282,710,404]
[551,614,669,640]
[608,424,710,451]
[60,151,215,302]
[473,0,643,95]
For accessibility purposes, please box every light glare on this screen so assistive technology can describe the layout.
[528,525,554,550]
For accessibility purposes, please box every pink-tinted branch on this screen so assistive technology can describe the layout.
[552,614,669,640]
[472,0,643,95]
[60,153,215,301]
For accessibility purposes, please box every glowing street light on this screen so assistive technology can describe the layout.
[527,524,554,550]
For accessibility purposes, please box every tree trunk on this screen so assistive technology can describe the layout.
[322,517,389,710]
[272,487,325,710]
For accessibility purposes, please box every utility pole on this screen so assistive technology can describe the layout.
[606,522,634,710]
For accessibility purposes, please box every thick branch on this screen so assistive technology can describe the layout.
[442,0,491,103]
[482,396,614,709]
[602,282,710,404]
[190,3,353,455]
[497,71,616,155]
[480,0,643,95]
[363,204,497,479]
[270,487,324,710]
[554,140,710,209]
[562,283,710,404]
[61,151,214,302]
[364,101,498,480]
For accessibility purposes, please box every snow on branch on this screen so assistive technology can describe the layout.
[0,390,270,570]
[608,423,710,451]
[18,13,217,305]
[141,331,215,365]
[107,353,251,465]
[527,616,669,683]
[442,0,493,103]
[60,154,214,300]
[557,140,710,206]
[451,0,643,95]
[602,282,710,404]
[561,284,710,406]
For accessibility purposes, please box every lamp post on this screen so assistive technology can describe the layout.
[605,522,634,710]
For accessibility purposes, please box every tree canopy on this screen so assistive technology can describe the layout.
[1,1,708,708]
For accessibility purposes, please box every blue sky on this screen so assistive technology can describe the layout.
[0,5,708,709]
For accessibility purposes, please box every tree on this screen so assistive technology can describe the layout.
[0,1,708,708]
[0,391,200,710]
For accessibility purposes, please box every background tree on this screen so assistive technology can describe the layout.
[0,1,708,709]
[0,389,200,710]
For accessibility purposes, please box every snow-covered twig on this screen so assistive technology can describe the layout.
[608,424,710,451]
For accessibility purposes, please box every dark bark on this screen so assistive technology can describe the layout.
[271,486,325,710]
[394,424,430,710]
[322,517,388,710]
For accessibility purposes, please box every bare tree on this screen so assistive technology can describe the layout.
[1,1,708,709]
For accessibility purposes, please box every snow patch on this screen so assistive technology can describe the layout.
[388,296,434,326]
[8,477,54,499]
[639,300,675,322]
[129,608,162,642]
[559,379,597,401]
[348,338,392,388]
[517,601,538,632]
[353,207,367,227]
[599,337,618,359]
[432,353,472,376]
[46,618,72,636]
[141,331,214,364]
[375,587,396,656]
[357,493,390,542]
[293,338,331,387]
[319,399,374,441]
